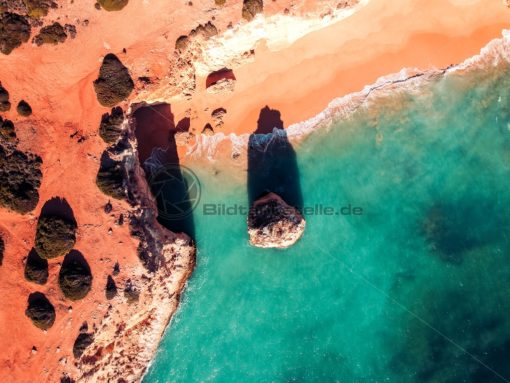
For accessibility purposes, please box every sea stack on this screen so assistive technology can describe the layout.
[247,192,305,248]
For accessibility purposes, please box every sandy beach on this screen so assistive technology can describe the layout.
[0,0,509,381]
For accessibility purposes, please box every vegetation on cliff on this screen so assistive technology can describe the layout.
[93,54,134,107]
[73,332,94,358]
[99,106,124,143]
[58,250,92,300]
[96,150,125,199]
[25,292,55,330]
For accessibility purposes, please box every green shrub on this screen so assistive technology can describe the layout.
[0,12,31,55]
[33,22,67,46]
[97,0,128,11]
[93,54,134,107]
[25,292,55,330]
[96,151,125,199]
[58,251,92,300]
[99,107,124,143]
[16,100,32,116]
[73,332,94,358]
[24,249,48,284]
[34,215,76,259]
[0,144,42,213]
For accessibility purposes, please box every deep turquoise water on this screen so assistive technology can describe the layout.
[144,64,510,383]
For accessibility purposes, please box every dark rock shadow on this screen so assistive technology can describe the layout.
[247,106,303,210]
[40,197,77,225]
[132,103,195,239]
[206,68,236,88]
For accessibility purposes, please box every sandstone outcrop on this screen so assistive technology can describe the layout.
[247,192,305,248]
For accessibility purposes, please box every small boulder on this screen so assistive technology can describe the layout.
[247,192,305,248]
[25,292,55,330]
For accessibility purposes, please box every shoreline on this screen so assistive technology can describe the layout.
[187,28,510,162]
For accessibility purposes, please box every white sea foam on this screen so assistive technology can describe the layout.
[187,30,510,161]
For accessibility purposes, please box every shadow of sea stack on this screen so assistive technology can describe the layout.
[247,106,305,248]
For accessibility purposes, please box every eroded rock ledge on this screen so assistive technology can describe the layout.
[72,112,196,382]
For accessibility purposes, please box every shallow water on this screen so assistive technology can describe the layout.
[144,64,510,383]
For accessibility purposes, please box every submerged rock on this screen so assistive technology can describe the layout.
[0,12,31,55]
[25,292,55,330]
[24,248,48,284]
[93,53,134,107]
[247,192,305,248]
[58,250,93,301]
[35,215,77,259]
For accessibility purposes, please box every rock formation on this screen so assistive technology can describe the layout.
[72,333,94,358]
[247,192,305,248]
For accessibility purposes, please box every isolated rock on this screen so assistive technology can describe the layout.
[35,215,77,259]
[98,0,129,11]
[25,292,55,330]
[242,0,263,21]
[59,250,93,300]
[0,144,42,213]
[33,22,67,46]
[24,249,48,284]
[0,12,31,55]
[99,106,124,143]
[93,54,134,107]
[16,99,31,116]
[123,279,139,303]
[73,332,94,358]
[247,192,305,248]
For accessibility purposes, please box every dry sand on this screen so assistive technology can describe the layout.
[0,0,509,382]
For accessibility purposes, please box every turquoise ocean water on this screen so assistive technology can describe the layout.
[144,63,510,382]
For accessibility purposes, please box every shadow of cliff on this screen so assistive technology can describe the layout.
[132,103,195,239]
[40,197,77,226]
[247,106,303,210]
